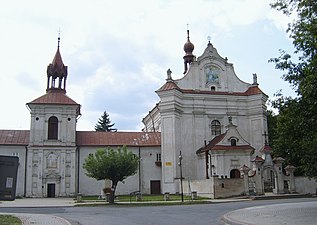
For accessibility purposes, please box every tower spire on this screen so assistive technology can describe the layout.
[183,27,195,74]
[46,35,68,93]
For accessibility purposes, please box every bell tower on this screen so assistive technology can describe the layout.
[25,37,81,197]
[46,36,68,92]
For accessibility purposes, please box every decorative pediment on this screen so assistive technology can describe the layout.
[196,118,254,154]
[43,171,61,183]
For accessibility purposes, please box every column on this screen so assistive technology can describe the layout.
[240,165,251,196]
[285,165,296,193]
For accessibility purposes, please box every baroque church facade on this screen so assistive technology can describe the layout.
[2,31,312,198]
[142,30,268,195]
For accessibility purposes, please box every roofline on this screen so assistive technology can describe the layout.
[77,144,161,148]
[0,144,28,147]
[26,102,80,106]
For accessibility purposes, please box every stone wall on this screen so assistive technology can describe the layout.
[213,177,245,198]
[182,176,245,199]
[295,177,317,195]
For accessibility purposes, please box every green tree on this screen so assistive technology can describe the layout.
[269,0,317,178]
[266,109,278,147]
[83,146,139,204]
[95,110,117,132]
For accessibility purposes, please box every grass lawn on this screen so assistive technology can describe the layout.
[0,215,22,225]
[81,194,209,202]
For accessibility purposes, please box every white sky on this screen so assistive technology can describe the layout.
[0,0,296,131]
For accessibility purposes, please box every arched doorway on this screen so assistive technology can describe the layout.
[230,169,241,178]
[262,167,276,192]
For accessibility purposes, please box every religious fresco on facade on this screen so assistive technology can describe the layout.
[205,65,220,84]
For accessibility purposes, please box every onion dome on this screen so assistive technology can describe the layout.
[183,30,194,54]
[183,29,195,74]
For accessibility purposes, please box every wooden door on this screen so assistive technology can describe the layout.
[150,180,161,194]
[47,183,56,198]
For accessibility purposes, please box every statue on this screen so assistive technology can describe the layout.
[166,68,172,81]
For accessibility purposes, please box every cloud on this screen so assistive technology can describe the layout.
[0,0,296,131]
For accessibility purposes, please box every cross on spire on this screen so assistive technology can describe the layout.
[207,35,211,44]
[263,131,269,145]
[57,28,61,48]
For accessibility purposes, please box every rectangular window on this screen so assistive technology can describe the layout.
[156,153,161,161]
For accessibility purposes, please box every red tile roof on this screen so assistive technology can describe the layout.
[259,144,273,153]
[196,133,226,154]
[0,130,29,145]
[51,47,65,70]
[252,156,265,163]
[157,81,181,92]
[76,131,161,147]
[157,81,265,97]
[210,145,255,151]
[0,130,161,147]
[196,132,254,154]
[28,89,79,105]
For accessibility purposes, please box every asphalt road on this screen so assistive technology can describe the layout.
[1,198,316,225]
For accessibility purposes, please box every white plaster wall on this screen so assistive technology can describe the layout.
[182,179,214,198]
[28,104,78,146]
[78,146,161,196]
[211,151,252,177]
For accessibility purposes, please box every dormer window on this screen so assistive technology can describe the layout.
[48,116,58,140]
[210,86,216,91]
[231,139,237,146]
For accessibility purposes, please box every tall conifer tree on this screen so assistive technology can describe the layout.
[95,110,117,132]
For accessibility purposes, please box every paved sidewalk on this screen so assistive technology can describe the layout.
[222,201,317,225]
[0,198,75,208]
[0,213,72,225]
[0,198,75,225]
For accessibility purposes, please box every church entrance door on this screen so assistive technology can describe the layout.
[150,180,161,194]
[47,183,56,198]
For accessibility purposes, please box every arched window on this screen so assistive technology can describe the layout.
[210,86,216,91]
[48,116,58,140]
[231,139,237,146]
[230,169,241,178]
[211,120,221,136]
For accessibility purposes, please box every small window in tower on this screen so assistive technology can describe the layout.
[48,116,58,140]
[156,153,161,161]
[211,120,221,136]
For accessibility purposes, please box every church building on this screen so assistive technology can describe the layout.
[142,30,268,195]
[2,31,312,198]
